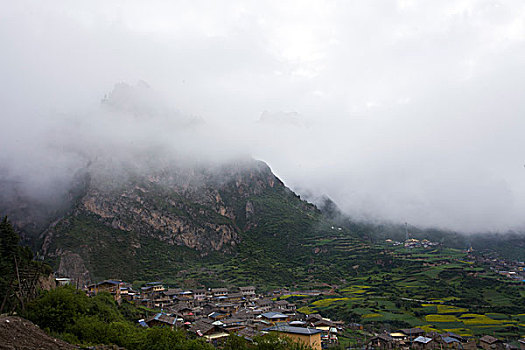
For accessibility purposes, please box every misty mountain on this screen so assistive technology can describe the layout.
[37,157,283,284]
[25,156,382,287]
[1,81,523,289]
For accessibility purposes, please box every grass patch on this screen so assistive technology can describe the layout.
[460,314,507,325]
[340,285,370,294]
[420,325,439,332]
[280,294,308,299]
[311,298,350,308]
[297,306,315,314]
[442,328,473,336]
[437,305,468,314]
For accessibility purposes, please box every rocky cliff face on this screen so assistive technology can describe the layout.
[39,158,286,283]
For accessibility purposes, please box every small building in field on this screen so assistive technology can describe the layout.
[389,332,407,341]
[227,292,243,302]
[86,280,123,301]
[193,289,206,301]
[399,327,425,340]
[439,336,462,349]
[237,326,261,342]
[190,319,228,346]
[239,286,256,298]
[265,325,322,350]
[348,323,363,330]
[211,288,229,297]
[219,318,246,332]
[55,277,71,286]
[144,312,177,329]
[479,335,504,350]
[255,298,272,311]
[412,336,438,350]
[146,281,165,292]
[367,334,394,349]
[259,311,289,324]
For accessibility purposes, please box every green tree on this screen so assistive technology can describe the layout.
[24,285,89,332]
[87,292,123,322]
[0,216,19,260]
[0,216,49,313]
[139,327,213,350]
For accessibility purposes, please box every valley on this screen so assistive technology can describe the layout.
[2,158,524,348]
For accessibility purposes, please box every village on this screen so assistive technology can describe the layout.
[74,279,525,350]
[385,238,440,249]
[467,254,525,282]
[385,236,525,283]
[83,280,339,349]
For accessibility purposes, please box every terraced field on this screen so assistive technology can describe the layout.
[283,245,525,339]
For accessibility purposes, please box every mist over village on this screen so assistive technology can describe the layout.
[1,1,524,349]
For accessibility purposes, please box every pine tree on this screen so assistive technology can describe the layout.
[0,216,20,262]
[0,216,19,312]
[0,216,48,313]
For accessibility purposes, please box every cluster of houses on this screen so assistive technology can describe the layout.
[82,280,525,349]
[467,254,525,282]
[367,328,525,350]
[385,238,439,249]
[85,280,343,349]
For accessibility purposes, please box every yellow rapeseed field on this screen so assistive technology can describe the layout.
[311,298,350,307]
[425,314,459,322]
[437,305,468,314]
[459,314,510,325]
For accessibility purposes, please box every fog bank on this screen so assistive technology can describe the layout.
[2,1,525,232]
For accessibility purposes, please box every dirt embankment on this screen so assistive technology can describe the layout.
[0,316,77,350]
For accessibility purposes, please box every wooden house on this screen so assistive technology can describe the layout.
[399,327,425,340]
[87,280,122,302]
[239,286,256,298]
[260,311,289,324]
[412,336,438,350]
[193,289,206,301]
[145,313,177,329]
[211,288,228,298]
[367,334,394,349]
[479,335,504,350]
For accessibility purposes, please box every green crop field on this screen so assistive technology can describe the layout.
[283,245,525,338]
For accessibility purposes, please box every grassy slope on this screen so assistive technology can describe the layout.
[48,212,216,282]
[48,179,388,289]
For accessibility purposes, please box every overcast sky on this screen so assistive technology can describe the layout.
[2,0,525,232]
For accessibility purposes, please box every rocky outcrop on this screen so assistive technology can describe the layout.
[37,274,57,291]
[0,316,77,350]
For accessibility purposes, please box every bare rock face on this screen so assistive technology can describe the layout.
[73,177,243,254]
[245,201,255,220]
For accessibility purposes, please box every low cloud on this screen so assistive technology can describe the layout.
[2,1,525,233]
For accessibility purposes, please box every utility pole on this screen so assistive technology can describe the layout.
[405,222,409,241]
